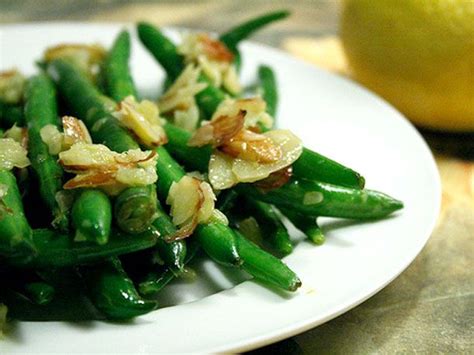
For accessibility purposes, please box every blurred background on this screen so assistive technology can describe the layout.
[1,0,472,353]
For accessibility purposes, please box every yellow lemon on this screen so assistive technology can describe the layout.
[340,0,474,132]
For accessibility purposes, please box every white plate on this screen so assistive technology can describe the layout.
[0,23,440,353]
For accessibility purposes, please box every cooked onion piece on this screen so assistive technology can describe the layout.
[113,96,167,148]
[59,143,157,195]
[209,130,302,190]
[0,138,30,170]
[0,69,25,104]
[158,64,207,132]
[178,33,241,95]
[166,175,216,240]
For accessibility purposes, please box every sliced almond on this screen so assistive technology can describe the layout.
[113,96,168,148]
[208,129,302,190]
[198,34,234,62]
[166,175,216,240]
[188,110,245,147]
[62,116,92,148]
[221,129,282,164]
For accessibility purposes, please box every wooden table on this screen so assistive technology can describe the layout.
[1,1,472,353]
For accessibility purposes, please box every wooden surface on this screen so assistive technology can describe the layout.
[1,1,473,353]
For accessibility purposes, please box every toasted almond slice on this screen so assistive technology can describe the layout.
[221,129,282,163]
[198,34,234,62]
[62,116,92,148]
[208,151,236,190]
[254,166,293,191]
[212,97,273,131]
[208,129,302,190]
[59,143,158,195]
[63,170,117,189]
[4,125,28,150]
[44,44,106,75]
[188,110,245,147]
[113,96,168,148]
[0,69,25,104]
[166,175,216,240]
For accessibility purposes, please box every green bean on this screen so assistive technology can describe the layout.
[24,228,158,269]
[72,189,112,245]
[137,22,184,81]
[243,198,292,256]
[47,58,137,152]
[103,30,138,102]
[258,65,278,118]
[153,203,187,270]
[163,123,211,171]
[195,74,227,119]
[0,269,101,321]
[47,58,157,233]
[195,222,242,267]
[24,74,68,230]
[0,101,24,128]
[0,270,55,306]
[219,10,290,53]
[237,178,403,219]
[139,240,199,296]
[80,257,158,320]
[114,185,156,234]
[294,148,365,189]
[21,281,55,305]
[0,169,35,267]
[280,207,325,245]
[235,231,300,292]
[216,189,239,213]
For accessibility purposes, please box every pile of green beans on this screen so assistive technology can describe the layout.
[0,10,403,325]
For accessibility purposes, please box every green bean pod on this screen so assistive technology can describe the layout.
[114,185,157,234]
[24,74,68,230]
[4,271,56,306]
[243,198,292,256]
[0,101,24,128]
[0,169,35,266]
[80,257,158,320]
[238,178,403,219]
[280,207,325,245]
[258,65,278,118]
[219,10,290,52]
[137,22,184,81]
[103,30,138,102]
[153,203,187,271]
[72,189,112,245]
[23,228,158,269]
[235,231,301,292]
[139,240,199,296]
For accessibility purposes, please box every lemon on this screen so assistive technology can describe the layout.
[340,0,474,132]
